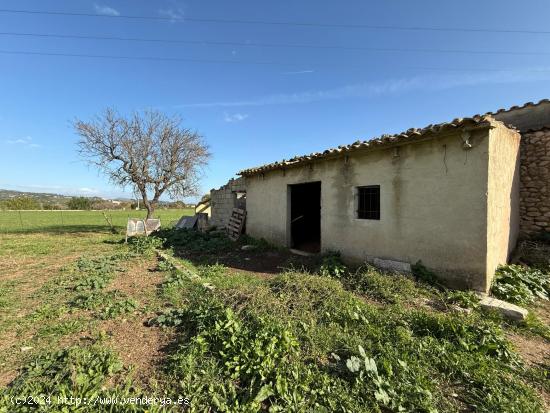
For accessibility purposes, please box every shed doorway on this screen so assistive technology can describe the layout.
[289,181,321,253]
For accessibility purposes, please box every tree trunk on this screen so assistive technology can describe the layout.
[137,187,154,220]
[145,203,154,220]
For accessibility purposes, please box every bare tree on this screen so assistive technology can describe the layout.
[74,108,210,219]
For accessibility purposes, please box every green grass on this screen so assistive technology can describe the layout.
[0,208,193,233]
[149,261,545,412]
[0,227,548,412]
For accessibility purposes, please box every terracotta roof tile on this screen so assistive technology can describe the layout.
[239,115,503,176]
[486,98,550,115]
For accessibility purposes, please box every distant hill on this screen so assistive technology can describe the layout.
[0,189,132,202]
[0,189,105,202]
[0,189,190,209]
[0,189,77,203]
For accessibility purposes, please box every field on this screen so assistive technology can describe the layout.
[0,209,193,233]
[0,213,548,412]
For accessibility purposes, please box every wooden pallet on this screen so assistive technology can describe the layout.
[226,208,246,241]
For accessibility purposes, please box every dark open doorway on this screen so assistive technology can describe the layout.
[289,181,321,253]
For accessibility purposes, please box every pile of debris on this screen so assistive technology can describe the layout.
[174,207,246,241]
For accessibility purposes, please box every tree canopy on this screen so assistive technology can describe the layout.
[67,197,93,210]
[74,109,210,218]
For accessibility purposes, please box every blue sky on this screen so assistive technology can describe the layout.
[1,0,550,201]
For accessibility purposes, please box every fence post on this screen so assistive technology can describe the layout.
[18,210,23,230]
[60,210,64,226]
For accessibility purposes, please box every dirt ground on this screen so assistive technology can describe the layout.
[175,247,320,277]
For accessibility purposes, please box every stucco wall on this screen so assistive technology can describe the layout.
[247,128,497,290]
[519,128,550,236]
[486,126,521,290]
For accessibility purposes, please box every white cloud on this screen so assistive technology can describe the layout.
[94,3,120,16]
[223,112,249,123]
[180,67,550,108]
[78,187,99,193]
[158,0,185,22]
[6,138,28,144]
[158,8,184,21]
[4,136,41,148]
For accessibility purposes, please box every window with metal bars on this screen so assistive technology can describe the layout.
[357,185,380,220]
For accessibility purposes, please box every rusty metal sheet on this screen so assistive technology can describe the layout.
[145,218,161,233]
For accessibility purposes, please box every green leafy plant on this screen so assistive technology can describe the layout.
[344,265,422,304]
[445,290,480,309]
[128,235,164,255]
[197,263,226,279]
[407,310,516,364]
[74,273,112,291]
[411,260,439,285]
[491,264,550,305]
[344,345,435,412]
[99,297,137,319]
[72,256,124,291]
[154,228,232,253]
[518,312,550,341]
[157,259,176,272]
[149,308,188,327]
[71,290,136,319]
[1,345,122,411]
[319,251,348,278]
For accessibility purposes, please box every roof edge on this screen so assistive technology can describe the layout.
[485,98,550,116]
[239,115,507,177]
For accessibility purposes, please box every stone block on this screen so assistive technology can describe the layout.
[370,257,412,274]
[479,296,528,321]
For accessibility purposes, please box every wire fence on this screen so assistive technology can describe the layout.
[0,209,192,234]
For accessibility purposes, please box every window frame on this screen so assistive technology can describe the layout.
[356,185,381,220]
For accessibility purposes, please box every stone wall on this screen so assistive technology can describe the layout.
[519,128,550,236]
[209,177,247,229]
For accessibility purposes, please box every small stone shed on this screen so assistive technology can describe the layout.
[236,99,550,292]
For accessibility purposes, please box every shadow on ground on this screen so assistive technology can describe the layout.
[172,245,320,276]
[1,225,120,235]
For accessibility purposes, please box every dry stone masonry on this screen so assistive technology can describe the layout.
[519,128,550,236]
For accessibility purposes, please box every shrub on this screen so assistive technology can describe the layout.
[491,265,550,305]
[5,197,39,210]
[67,196,93,210]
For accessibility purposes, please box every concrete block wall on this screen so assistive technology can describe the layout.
[209,177,246,229]
[519,128,550,236]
